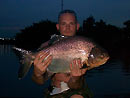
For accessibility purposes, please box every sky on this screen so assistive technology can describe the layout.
[0,0,130,37]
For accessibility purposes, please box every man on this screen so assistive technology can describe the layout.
[32,10,92,98]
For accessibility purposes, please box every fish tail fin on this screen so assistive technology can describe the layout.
[12,47,34,80]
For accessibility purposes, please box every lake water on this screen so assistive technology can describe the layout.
[0,45,130,98]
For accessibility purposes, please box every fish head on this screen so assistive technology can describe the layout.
[86,46,109,67]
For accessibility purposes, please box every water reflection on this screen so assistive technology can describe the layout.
[86,59,130,98]
[112,46,130,76]
[0,45,130,98]
[0,44,12,56]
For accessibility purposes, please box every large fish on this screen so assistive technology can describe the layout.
[13,36,109,79]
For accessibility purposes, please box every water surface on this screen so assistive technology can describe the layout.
[0,45,130,98]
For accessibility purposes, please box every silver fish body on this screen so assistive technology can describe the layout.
[13,36,109,79]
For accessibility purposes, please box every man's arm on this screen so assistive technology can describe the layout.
[32,71,52,85]
[68,58,87,89]
[32,72,45,85]
[68,76,85,89]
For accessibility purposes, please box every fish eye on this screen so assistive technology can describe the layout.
[90,54,94,58]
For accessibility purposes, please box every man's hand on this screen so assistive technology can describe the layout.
[33,50,53,78]
[70,58,87,77]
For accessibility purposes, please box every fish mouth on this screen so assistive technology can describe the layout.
[97,56,110,66]
[104,56,110,63]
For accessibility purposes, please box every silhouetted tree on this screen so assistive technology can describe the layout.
[123,20,130,39]
[82,16,95,37]
[15,20,58,50]
[94,19,107,42]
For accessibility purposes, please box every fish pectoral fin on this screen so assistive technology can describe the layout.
[80,63,90,69]
[80,60,90,69]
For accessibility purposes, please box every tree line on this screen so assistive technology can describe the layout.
[14,16,130,55]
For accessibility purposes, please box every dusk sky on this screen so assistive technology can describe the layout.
[0,0,130,37]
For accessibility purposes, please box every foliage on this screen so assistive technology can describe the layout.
[15,20,58,50]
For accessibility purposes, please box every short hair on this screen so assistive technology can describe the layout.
[58,9,77,22]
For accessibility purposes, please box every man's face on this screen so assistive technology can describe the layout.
[56,13,80,36]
